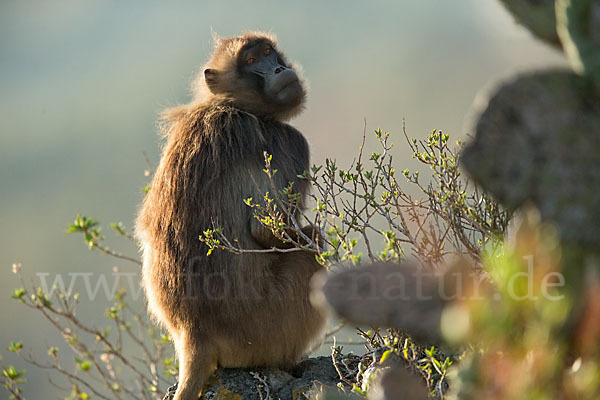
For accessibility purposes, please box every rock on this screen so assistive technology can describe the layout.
[161,355,362,400]
[367,365,429,400]
[462,70,600,249]
[321,263,446,345]
[556,0,600,84]
[498,0,561,48]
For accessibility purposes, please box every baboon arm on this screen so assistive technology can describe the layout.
[250,217,323,250]
[250,217,293,249]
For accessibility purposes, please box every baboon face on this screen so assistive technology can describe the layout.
[241,40,303,106]
[202,36,305,118]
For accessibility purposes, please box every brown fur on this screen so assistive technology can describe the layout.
[135,32,326,400]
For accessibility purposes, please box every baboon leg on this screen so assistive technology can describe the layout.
[275,251,323,290]
[272,251,327,349]
[172,332,216,400]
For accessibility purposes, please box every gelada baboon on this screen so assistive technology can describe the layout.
[135,32,326,400]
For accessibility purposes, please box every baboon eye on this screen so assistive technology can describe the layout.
[246,57,256,64]
[264,47,271,55]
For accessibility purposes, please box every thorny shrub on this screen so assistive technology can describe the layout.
[3,127,510,399]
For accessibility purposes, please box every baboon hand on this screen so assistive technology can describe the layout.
[300,225,325,251]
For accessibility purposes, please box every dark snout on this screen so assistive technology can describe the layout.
[271,68,299,93]
[263,60,304,106]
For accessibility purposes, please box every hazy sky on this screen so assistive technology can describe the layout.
[0,1,566,398]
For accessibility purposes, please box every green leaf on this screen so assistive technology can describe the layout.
[3,365,25,380]
[380,349,393,364]
[8,341,23,353]
[78,360,91,372]
[11,288,26,300]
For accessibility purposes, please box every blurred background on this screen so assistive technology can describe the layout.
[0,0,565,398]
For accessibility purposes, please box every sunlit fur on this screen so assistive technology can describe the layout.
[135,32,325,400]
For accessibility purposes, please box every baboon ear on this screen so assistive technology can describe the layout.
[204,69,219,93]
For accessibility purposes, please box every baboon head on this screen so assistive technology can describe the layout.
[193,32,307,120]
